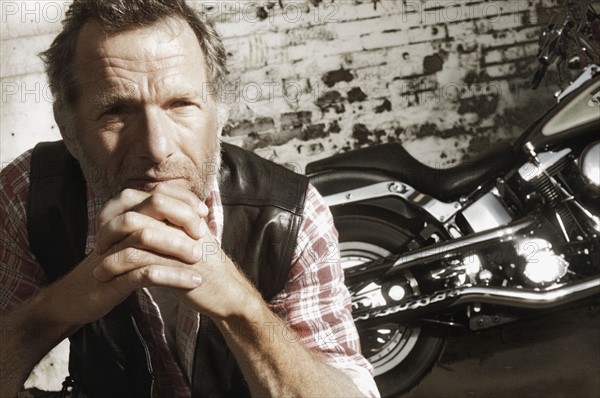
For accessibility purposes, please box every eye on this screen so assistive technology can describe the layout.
[102,104,128,117]
[171,100,195,108]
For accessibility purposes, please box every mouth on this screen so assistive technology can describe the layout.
[125,177,187,191]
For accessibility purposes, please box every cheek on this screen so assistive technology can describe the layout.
[181,110,218,143]
[184,129,219,169]
[75,132,122,172]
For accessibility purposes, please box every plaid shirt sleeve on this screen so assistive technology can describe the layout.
[267,184,380,397]
[0,151,49,313]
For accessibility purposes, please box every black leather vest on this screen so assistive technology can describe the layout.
[27,141,308,397]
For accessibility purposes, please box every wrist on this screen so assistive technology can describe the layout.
[213,292,269,337]
[28,285,82,337]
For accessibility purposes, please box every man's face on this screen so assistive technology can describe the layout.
[68,18,221,201]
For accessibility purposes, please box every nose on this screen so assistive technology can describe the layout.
[135,107,177,162]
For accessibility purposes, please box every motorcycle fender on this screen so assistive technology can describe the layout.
[308,168,424,221]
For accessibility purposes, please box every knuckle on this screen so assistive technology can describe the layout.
[97,261,114,276]
[182,191,198,207]
[121,211,139,229]
[98,260,120,279]
[153,184,169,195]
[138,266,155,282]
[119,188,137,201]
[152,183,165,193]
[148,194,166,209]
[188,195,202,211]
[96,214,109,229]
[138,228,154,246]
[122,247,140,262]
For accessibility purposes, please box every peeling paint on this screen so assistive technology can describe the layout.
[281,111,312,130]
[458,94,500,118]
[414,123,439,139]
[303,123,328,140]
[322,68,354,88]
[223,118,275,137]
[328,120,341,133]
[256,7,269,20]
[423,53,444,75]
[315,91,345,114]
[375,98,392,113]
[347,87,368,103]
[352,123,371,146]
[463,69,491,85]
[373,129,387,144]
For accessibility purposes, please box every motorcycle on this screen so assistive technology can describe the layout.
[305,1,600,396]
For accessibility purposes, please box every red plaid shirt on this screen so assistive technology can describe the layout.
[0,149,379,397]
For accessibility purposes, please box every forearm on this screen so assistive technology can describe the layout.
[0,289,79,397]
[214,300,365,398]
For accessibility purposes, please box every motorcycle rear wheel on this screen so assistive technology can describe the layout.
[335,212,445,397]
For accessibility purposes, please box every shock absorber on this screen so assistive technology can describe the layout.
[520,143,579,241]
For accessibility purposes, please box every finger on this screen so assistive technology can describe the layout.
[93,247,190,282]
[133,192,205,240]
[97,189,151,231]
[152,184,208,218]
[96,211,204,256]
[96,211,165,254]
[93,232,204,282]
[115,265,203,291]
[97,187,208,231]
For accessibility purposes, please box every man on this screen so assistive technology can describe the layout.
[0,0,379,397]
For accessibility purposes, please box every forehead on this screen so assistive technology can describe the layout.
[73,17,207,90]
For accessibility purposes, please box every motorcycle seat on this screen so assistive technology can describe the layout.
[305,142,514,202]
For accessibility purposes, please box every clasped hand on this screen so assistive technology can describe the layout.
[49,185,258,328]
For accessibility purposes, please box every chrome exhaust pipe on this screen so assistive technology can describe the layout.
[345,216,537,285]
[354,276,600,329]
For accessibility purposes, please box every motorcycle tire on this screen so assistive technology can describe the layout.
[335,211,446,397]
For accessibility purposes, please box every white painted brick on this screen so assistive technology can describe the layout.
[446,18,479,38]
[0,73,60,165]
[0,1,68,39]
[476,26,540,47]
[484,41,538,65]
[280,57,346,83]
[360,29,412,51]
[326,1,406,23]
[407,25,448,44]
[475,11,530,33]
[348,46,401,69]
[224,31,289,70]
[216,19,274,40]
[0,32,55,78]
[329,14,404,38]
[485,62,519,78]
[285,37,366,62]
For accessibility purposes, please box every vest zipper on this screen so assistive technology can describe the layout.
[131,315,155,398]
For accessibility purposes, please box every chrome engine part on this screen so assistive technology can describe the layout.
[460,189,513,233]
[518,147,572,184]
[580,141,600,190]
[516,238,569,285]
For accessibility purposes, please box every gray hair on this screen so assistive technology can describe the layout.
[40,0,228,134]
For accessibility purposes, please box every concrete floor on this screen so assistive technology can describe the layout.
[403,305,600,398]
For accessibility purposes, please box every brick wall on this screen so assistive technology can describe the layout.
[211,0,568,169]
[0,0,577,172]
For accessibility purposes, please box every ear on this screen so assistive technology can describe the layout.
[53,103,81,160]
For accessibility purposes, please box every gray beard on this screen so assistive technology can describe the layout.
[76,140,222,203]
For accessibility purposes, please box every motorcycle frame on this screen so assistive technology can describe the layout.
[308,65,600,330]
